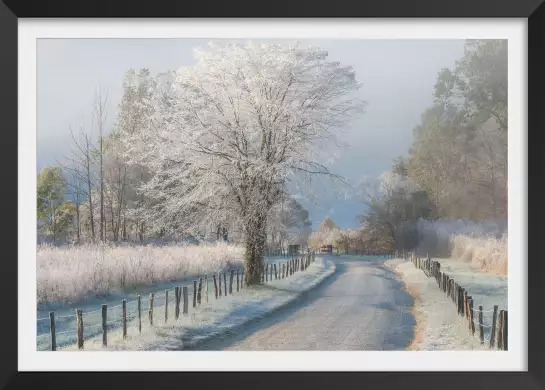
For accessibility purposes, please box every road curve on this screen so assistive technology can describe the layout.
[193,255,416,350]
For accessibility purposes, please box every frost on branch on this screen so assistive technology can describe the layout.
[122,41,363,285]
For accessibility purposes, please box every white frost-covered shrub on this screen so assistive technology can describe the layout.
[37,242,244,305]
[414,219,507,275]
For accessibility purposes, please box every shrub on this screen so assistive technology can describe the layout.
[37,242,244,305]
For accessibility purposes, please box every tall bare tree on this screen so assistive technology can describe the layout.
[93,85,109,242]
[60,126,97,242]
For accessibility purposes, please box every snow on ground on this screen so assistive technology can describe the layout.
[438,258,507,312]
[385,257,505,351]
[54,257,334,351]
[37,252,301,350]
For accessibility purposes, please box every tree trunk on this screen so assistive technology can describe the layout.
[86,139,95,242]
[100,137,104,243]
[52,204,56,245]
[122,218,127,241]
[243,217,267,286]
[139,221,145,243]
[75,203,80,244]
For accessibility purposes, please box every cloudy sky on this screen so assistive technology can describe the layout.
[37,38,466,229]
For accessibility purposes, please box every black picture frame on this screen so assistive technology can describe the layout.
[1,0,540,389]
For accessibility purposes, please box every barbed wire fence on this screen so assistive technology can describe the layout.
[37,251,316,351]
[406,252,508,350]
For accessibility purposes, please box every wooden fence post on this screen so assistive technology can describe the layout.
[462,291,467,320]
[458,288,462,315]
[502,311,508,350]
[213,275,218,299]
[76,309,83,349]
[138,295,142,333]
[178,287,183,314]
[198,277,203,304]
[183,286,188,314]
[174,287,180,319]
[497,310,504,350]
[466,296,472,330]
[490,305,498,348]
[265,263,269,282]
[193,281,197,308]
[205,275,209,303]
[100,305,107,347]
[478,305,484,345]
[49,312,56,351]
[164,291,169,323]
[240,269,244,289]
[229,270,234,294]
[274,263,278,280]
[122,299,127,339]
[462,290,467,318]
[149,293,154,326]
[271,262,274,279]
[468,299,475,335]
[218,273,222,297]
[457,286,462,315]
[236,269,240,292]
[224,273,228,295]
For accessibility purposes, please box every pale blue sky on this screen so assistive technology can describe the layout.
[37,38,466,229]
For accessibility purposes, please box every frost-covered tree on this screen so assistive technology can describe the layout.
[308,216,341,250]
[122,42,362,285]
[408,40,507,220]
[336,229,360,254]
[267,197,312,250]
[358,171,434,251]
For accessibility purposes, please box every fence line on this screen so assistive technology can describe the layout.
[408,252,508,350]
[39,251,317,351]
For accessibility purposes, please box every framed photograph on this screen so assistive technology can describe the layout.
[1,0,542,388]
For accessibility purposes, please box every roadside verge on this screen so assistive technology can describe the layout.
[385,258,488,351]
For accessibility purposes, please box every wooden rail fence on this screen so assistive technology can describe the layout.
[409,253,508,350]
[38,251,317,351]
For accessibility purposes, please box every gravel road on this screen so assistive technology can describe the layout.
[193,255,416,350]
